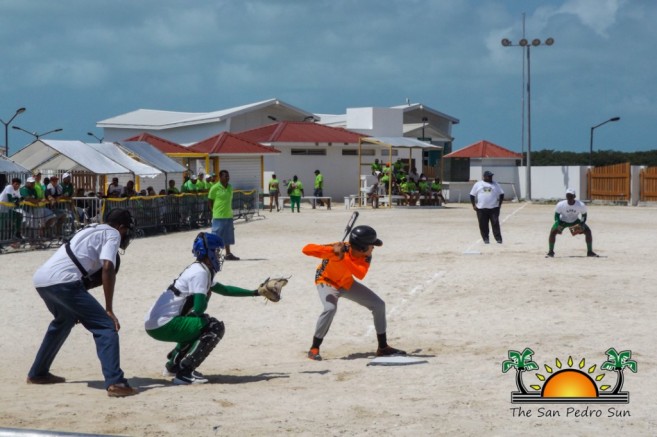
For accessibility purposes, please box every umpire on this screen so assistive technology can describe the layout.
[27,208,138,397]
[470,171,505,244]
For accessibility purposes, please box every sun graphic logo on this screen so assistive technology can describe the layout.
[502,347,637,404]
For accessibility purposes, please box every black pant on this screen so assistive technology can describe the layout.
[476,207,501,241]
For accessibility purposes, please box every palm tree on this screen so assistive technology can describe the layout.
[502,348,539,394]
[601,348,637,394]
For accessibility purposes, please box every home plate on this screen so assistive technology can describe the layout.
[367,356,428,366]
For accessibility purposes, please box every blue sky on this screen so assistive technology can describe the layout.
[1,0,655,155]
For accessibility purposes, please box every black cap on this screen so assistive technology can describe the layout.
[314,169,320,174]
[483,171,494,177]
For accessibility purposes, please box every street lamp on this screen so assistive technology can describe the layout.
[421,117,428,140]
[589,117,620,167]
[87,132,104,143]
[1,107,27,157]
[501,35,554,201]
[12,125,63,141]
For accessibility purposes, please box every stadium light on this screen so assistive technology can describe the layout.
[501,33,555,201]
[589,117,621,167]
[1,107,26,157]
[12,125,63,140]
[87,132,104,143]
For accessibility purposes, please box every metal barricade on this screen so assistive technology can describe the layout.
[232,190,260,221]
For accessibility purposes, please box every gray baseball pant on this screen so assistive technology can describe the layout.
[314,282,386,339]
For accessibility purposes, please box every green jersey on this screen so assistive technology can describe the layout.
[287,181,303,197]
[208,182,233,219]
[314,174,323,189]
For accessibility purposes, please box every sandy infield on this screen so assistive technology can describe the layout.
[1,202,655,436]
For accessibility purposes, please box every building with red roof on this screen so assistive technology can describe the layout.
[188,132,281,189]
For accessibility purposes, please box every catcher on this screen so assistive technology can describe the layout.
[302,225,406,361]
[144,232,287,384]
[547,188,598,257]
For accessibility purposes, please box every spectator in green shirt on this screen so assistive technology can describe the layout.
[208,170,239,260]
[182,175,198,193]
[287,175,304,213]
[313,170,325,207]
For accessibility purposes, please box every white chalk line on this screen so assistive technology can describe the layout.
[365,270,446,337]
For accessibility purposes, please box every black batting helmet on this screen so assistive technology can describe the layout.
[349,225,382,251]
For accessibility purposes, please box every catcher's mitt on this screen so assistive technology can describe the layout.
[569,224,585,236]
[257,277,288,302]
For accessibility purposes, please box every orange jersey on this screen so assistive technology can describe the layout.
[302,243,371,290]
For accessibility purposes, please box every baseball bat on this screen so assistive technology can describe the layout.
[341,211,359,242]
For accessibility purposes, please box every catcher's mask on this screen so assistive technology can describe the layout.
[105,208,135,250]
[349,225,383,252]
[192,232,224,273]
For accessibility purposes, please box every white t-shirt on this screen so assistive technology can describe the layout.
[555,199,587,223]
[470,181,504,209]
[0,185,20,203]
[144,262,213,330]
[33,224,120,288]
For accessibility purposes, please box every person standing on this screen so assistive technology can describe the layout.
[547,189,598,257]
[313,169,325,207]
[208,170,239,260]
[268,174,280,212]
[27,208,138,397]
[287,175,304,213]
[303,225,406,361]
[0,177,23,240]
[469,170,504,244]
[106,177,123,198]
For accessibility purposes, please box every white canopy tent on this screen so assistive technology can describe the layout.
[88,142,162,178]
[11,140,136,194]
[358,136,443,207]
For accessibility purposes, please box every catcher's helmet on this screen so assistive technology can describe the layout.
[349,225,383,251]
[192,232,225,273]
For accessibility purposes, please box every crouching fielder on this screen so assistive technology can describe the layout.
[303,225,406,361]
[547,189,598,258]
[144,232,285,385]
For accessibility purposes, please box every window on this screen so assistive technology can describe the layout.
[291,148,327,156]
[381,149,399,157]
[342,149,375,156]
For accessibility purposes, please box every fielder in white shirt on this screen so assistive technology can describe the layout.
[547,188,598,257]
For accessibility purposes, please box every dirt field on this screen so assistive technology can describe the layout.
[1,202,655,436]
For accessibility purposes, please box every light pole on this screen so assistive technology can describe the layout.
[589,117,620,167]
[421,117,428,140]
[501,35,554,201]
[87,132,104,143]
[12,125,63,141]
[1,107,27,157]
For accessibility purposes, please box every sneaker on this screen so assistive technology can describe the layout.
[587,251,599,257]
[225,253,240,261]
[107,382,138,397]
[496,238,503,244]
[307,348,322,361]
[26,373,66,385]
[483,238,490,244]
[376,346,407,357]
[173,370,209,385]
[546,251,555,258]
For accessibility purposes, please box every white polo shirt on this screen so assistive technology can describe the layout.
[33,224,120,288]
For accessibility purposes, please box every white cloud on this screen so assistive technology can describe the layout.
[556,0,623,37]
